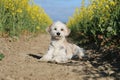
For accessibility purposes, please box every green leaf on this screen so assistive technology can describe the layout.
[0,53,4,61]
[107,27,113,32]
[91,29,95,35]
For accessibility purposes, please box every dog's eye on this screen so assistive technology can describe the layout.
[61,29,64,31]
[54,28,57,30]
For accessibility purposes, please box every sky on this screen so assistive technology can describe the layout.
[34,0,88,22]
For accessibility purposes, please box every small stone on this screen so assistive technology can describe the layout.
[87,63,92,67]
[91,70,97,74]
[92,61,97,64]
[94,73,100,77]
[108,71,115,75]
[98,66,105,70]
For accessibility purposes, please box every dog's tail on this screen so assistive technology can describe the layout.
[73,45,85,59]
[78,47,85,58]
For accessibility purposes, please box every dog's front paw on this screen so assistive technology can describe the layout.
[39,55,52,62]
[52,57,68,63]
[39,57,46,61]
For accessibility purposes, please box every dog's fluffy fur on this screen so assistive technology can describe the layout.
[40,21,84,63]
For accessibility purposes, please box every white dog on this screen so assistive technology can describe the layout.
[40,21,84,63]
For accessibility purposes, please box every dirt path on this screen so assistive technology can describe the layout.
[0,34,116,80]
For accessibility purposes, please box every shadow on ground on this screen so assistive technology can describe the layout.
[28,53,42,59]
[28,48,120,80]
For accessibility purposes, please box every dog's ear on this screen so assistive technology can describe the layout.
[65,28,71,36]
[46,24,52,33]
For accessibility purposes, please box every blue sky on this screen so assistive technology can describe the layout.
[34,0,88,22]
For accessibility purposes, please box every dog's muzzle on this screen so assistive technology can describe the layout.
[56,32,60,36]
[52,32,62,40]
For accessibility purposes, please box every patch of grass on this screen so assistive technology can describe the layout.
[0,53,4,61]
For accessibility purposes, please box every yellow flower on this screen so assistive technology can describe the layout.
[16,8,22,13]
[105,5,109,9]
[36,26,40,30]
[110,1,115,6]
[92,4,96,9]
[12,12,15,15]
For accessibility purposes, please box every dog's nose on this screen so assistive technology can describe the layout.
[57,32,60,36]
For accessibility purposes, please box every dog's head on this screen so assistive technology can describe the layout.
[46,21,71,40]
